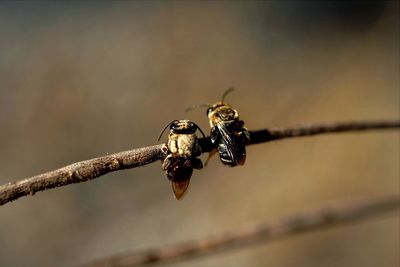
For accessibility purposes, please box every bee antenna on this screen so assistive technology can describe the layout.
[221,87,235,102]
[157,120,177,141]
[185,104,209,112]
[195,125,206,138]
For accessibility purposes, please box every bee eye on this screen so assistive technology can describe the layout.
[206,107,213,115]
[170,123,178,130]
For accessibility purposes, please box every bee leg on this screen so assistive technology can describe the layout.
[162,155,173,170]
[210,126,219,144]
[236,119,245,128]
[192,142,202,157]
[190,157,203,170]
[242,127,251,144]
[204,148,218,166]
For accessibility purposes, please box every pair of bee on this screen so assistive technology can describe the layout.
[158,88,250,199]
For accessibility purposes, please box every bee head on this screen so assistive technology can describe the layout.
[206,87,235,116]
[209,104,238,122]
[187,87,235,115]
[158,120,206,141]
[206,102,225,115]
[170,120,197,134]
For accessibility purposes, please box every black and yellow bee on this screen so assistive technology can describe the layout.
[203,88,250,166]
[158,120,205,199]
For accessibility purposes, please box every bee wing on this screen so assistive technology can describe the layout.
[216,124,235,159]
[171,179,190,200]
[217,124,246,165]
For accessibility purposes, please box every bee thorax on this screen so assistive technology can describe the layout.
[177,134,196,156]
[167,133,196,157]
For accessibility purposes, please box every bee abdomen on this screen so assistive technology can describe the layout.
[218,143,238,167]
[217,139,246,167]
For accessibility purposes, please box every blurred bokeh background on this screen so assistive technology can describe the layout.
[0,1,398,267]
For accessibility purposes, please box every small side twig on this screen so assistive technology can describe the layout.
[0,119,399,206]
[85,194,400,267]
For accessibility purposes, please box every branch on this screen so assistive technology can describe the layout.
[248,120,400,145]
[85,194,399,267]
[0,145,166,206]
[1,119,399,206]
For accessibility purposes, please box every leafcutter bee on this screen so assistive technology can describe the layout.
[187,88,250,166]
[158,120,205,200]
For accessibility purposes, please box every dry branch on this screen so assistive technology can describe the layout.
[248,120,400,145]
[85,194,400,267]
[1,119,399,206]
[0,145,166,205]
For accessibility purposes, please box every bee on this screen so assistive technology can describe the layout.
[187,88,250,166]
[158,120,205,200]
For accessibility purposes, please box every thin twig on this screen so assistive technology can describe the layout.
[0,120,399,206]
[85,194,400,267]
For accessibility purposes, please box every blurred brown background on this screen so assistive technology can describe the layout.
[0,1,398,267]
